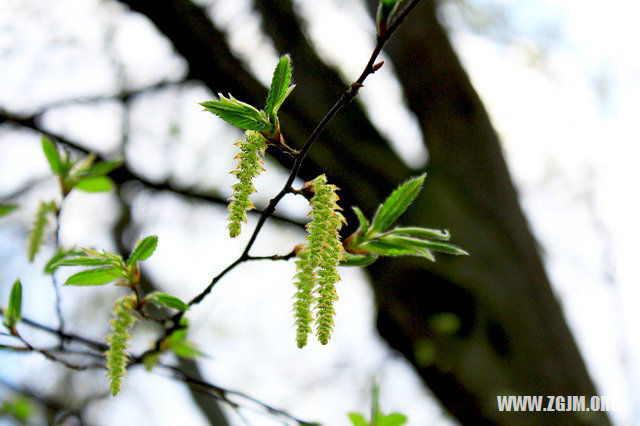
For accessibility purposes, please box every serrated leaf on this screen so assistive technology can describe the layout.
[27,200,56,262]
[386,226,450,241]
[44,249,84,274]
[127,235,158,265]
[75,176,113,192]
[340,253,378,267]
[265,55,293,117]
[370,174,425,235]
[382,235,468,256]
[146,292,189,311]
[0,204,18,217]
[64,267,123,286]
[41,136,62,175]
[201,95,271,132]
[347,413,369,426]
[377,413,408,426]
[50,256,112,269]
[4,280,22,329]
[87,159,123,176]
[359,240,421,257]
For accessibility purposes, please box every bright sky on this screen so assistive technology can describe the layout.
[1,0,639,425]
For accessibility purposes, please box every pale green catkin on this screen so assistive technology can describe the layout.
[227,131,267,237]
[105,295,137,396]
[293,248,315,348]
[293,175,345,347]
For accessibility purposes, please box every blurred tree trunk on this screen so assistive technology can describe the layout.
[117,0,609,424]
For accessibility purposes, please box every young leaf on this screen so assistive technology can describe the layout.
[352,206,370,237]
[201,95,271,132]
[359,239,422,257]
[377,413,408,426]
[127,235,158,265]
[75,176,113,192]
[370,174,425,235]
[382,235,468,256]
[376,0,403,35]
[386,226,450,241]
[50,256,113,269]
[41,135,62,175]
[347,413,369,426]
[146,292,189,311]
[265,55,294,117]
[4,280,22,329]
[27,200,56,262]
[87,159,123,176]
[340,253,378,267]
[64,267,123,286]
[170,340,204,359]
[0,204,18,217]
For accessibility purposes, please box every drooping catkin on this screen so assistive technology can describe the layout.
[227,131,267,238]
[293,248,315,348]
[293,174,345,347]
[105,295,137,396]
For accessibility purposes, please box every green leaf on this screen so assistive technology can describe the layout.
[265,55,294,117]
[41,135,62,175]
[382,235,468,256]
[370,174,425,235]
[27,200,56,262]
[44,249,84,274]
[359,239,423,257]
[74,176,113,192]
[340,253,378,267]
[4,280,22,329]
[386,226,450,241]
[146,292,189,311]
[352,206,370,236]
[87,159,123,176]
[64,267,123,286]
[377,413,408,426]
[170,340,204,359]
[50,256,113,269]
[201,95,272,132]
[127,235,158,265]
[347,413,369,426]
[0,204,18,217]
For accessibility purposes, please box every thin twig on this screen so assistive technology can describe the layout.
[158,363,318,425]
[51,199,66,346]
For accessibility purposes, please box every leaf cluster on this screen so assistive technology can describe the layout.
[200,55,294,139]
[343,175,467,265]
[50,236,158,287]
[41,136,121,195]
